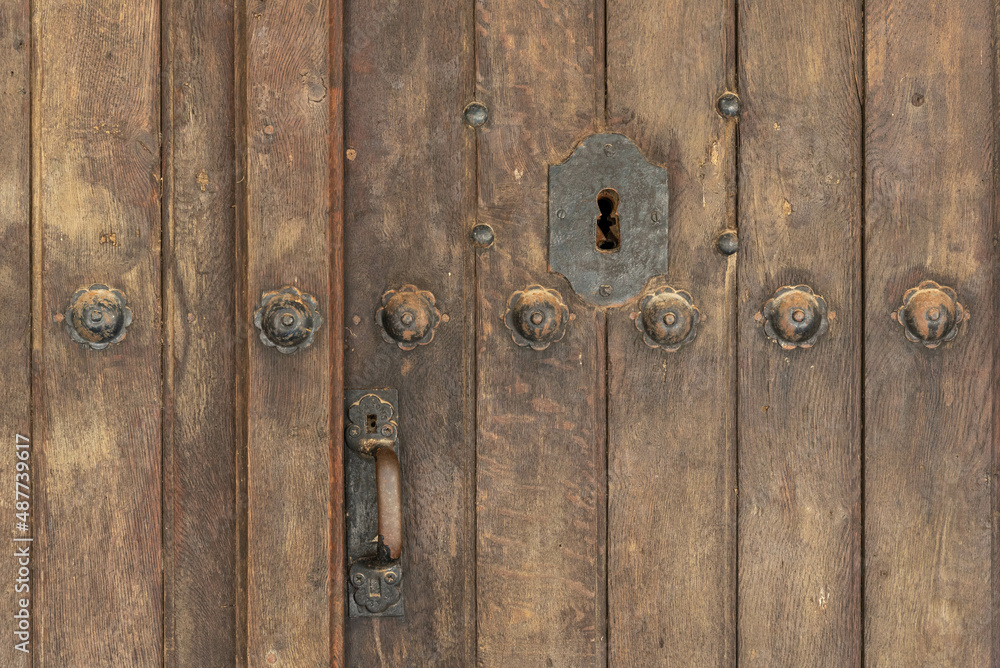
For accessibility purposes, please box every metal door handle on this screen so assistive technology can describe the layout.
[345,391,405,616]
[375,447,402,560]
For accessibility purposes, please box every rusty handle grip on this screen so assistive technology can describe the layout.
[375,446,402,560]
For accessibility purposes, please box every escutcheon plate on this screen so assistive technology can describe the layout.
[548,132,669,307]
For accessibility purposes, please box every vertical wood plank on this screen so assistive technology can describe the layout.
[243,0,333,665]
[0,1,30,666]
[33,0,163,664]
[737,0,863,664]
[475,0,606,664]
[342,0,475,664]
[864,0,995,664]
[605,0,737,663]
[162,0,237,664]
[329,0,345,663]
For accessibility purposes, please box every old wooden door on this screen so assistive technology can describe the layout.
[1,0,997,665]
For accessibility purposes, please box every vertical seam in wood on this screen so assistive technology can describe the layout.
[233,0,250,663]
[858,0,867,664]
[598,1,609,662]
[159,0,173,663]
[600,0,608,129]
[471,0,481,662]
[603,313,611,666]
[329,0,346,662]
[730,0,741,664]
[27,0,36,664]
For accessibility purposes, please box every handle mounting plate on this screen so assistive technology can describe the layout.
[345,389,404,617]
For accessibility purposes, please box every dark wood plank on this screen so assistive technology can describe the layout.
[243,1,333,664]
[342,0,475,664]
[475,0,606,664]
[605,0,737,663]
[737,0,863,664]
[33,0,163,663]
[329,0,345,663]
[864,0,994,663]
[162,0,237,664]
[0,1,30,666]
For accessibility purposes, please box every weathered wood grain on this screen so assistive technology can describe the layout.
[737,0,863,664]
[605,0,737,663]
[475,0,607,664]
[329,0,345,663]
[864,0,995,664]
[342,0,475,664]
[0,2,30,666]
[243,1,333,665]
[33,0,163,664]
[162,0,237,664]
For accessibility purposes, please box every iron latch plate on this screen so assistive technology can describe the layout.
[346,389,404,617]
[548,132,669,307]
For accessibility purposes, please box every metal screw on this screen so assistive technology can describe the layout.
[463,101,488,128]
[717,92,741,118]
[927,307,941,321]
[352,573,365,586]
[792,309,806,323]
[530,311,544,325]
[280,313,294,327]
[400,312,415,326]
[384,572,397,584]
[599,285,613,297]
[663,312,676,326]
[716,230,739,255]
[471,223,495,248]
[556,209,566,219]
[603,143,616,156]
[651,211,660,222]
[89,311,104,323]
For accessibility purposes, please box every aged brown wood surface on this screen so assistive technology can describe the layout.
[475,0,607,665]
[329,0,345,663]
[162,0,238,665]
[865,0,995,664]
[737,0,863,664]
[243,0,333,665]
[33,0,163,664]
[605,0,737,664]
[0,1,30,667]
[342,0,475,664]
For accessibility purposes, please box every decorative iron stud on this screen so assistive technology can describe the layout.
[892,280,968,348]
[376,285,441,350]
[503,285,569,351]
[65,284,133,350]
[253,286,322,354]
[635,286,701,352]
[757,285,829,349]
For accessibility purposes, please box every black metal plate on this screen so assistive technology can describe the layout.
[548,132,669,307]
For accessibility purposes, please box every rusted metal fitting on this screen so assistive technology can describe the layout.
[892,280,968,348]
[757,284,829,349]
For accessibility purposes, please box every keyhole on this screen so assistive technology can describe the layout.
[366,414,378,434]
[595,188,621,253]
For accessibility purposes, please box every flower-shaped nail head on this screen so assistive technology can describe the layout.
[634,286,701,352]
[757,284,829,349]
[253,286,322,354]
[892,280,968,349]
[503,285,569,351]
[376,285,441,351]
[65,284,133,350]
